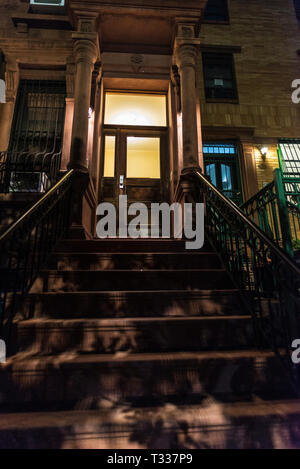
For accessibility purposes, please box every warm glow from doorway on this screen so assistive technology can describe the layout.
[103,136,116,177]
[104,93,167,127]
[127,137,160,178]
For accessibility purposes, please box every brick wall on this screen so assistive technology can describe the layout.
[197,0,300,190]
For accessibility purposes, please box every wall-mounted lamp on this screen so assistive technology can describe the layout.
[257,145,268,159]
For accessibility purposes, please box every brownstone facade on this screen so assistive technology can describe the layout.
[0,0,299,216]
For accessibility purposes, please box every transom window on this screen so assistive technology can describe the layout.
[202,53,238,101]
[104,93,167,127]
[203,143,236,155]
[204,0,229,22]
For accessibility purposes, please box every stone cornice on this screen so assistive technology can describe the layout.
[68,0,206,17]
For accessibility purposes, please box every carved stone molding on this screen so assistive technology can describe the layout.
[171,64,181,113]
[66,56,76,98]
[73,38,98,67]
[176,23,195,39]
[91,61,102,109]
[77,16,97,34]
[130,53,144,73]
[5,62,19,102]
[176,43,199,71]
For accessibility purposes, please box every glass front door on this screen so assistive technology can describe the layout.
[101,129,166,207]
[100,92,169,208]
[203,142,242,205]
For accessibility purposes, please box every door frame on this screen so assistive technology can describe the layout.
[99,89,170,205]
[203,141,243,205]
[100,126,169,205]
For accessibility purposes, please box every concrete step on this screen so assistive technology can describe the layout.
[49,252,222,271]
[0,399,300,448]
[55,239,213,253]
[0,350,294,407]
[23,289,247,318]
[17,315,254,354]
[31,269,233,293]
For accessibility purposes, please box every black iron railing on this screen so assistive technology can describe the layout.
[192,169,300,374]
[0,169,74,352]
[0,150,62,193]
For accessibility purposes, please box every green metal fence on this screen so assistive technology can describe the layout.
[241,169,300,257]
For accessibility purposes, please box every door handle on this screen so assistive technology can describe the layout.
[119,175,124,189]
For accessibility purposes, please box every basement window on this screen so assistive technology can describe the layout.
[202,53,238,101]
[204,0,229,23]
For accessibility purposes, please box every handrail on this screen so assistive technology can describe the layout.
[190,168,300,381]
[239,169,300,254]
[0,169,74,353]
[0,169,73,243]
[194,169,300,275]
[240,181,275,210]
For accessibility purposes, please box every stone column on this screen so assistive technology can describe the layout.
[69,33,98,172]
[175,29,201,170]
[61,57,75,170]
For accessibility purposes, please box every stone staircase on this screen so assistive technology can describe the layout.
[0,193,40,234]
[0,238,299,449]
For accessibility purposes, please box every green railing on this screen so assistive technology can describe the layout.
[241,169,300,257]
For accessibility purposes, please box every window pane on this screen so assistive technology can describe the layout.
[204,0,229,21]
[221,164,232,190]
[30,1,65,6]
[294,0,300,24]
[202,53,237,100]
[206,164,217,186]
[103,136,115,177]
[127,137,160,178]
[104,93,167,126]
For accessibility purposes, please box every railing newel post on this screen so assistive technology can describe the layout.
[274,168,294,257]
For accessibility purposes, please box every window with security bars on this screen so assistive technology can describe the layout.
[9,80,66,156]
[278,140,300,175]
[202,53,238,101]
[204,0,229,22]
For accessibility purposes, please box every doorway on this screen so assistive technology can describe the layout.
[100,92,169,209]
[203,142,242,205]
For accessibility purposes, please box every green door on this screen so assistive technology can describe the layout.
[203,142,242,205]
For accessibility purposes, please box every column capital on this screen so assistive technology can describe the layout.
[72,32,99,66]
[175,40,200,70]
[5,59,19,102]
